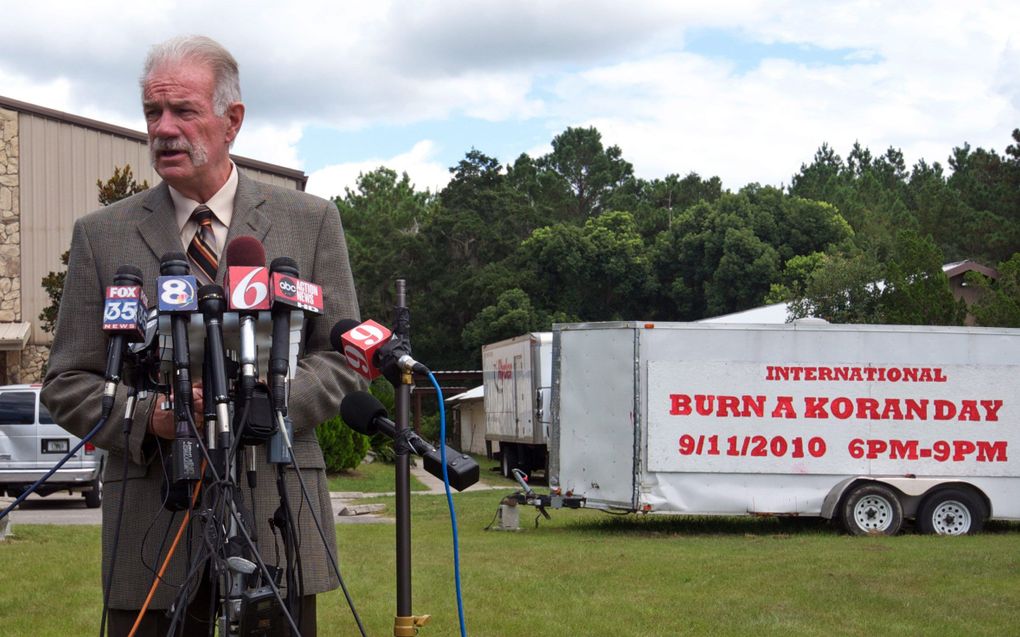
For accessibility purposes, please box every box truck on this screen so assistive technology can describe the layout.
[482,333,552,479]
[542,321,1020,535]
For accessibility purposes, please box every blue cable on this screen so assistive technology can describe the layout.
[427,371,467,637]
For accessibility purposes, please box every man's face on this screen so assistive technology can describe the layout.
[142,60,242,199]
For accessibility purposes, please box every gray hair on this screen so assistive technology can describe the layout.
[141,35,241,116]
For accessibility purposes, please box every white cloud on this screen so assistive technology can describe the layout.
[305,140,450,198]
[232,122,304,170]
[3,1,1020,191]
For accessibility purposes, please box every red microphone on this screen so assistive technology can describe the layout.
[224,236,270,311]
[224,237,266,402]
[330,319,392,381]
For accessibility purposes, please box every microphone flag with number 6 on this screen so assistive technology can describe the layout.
[225,237,271,311]
[331,319,392,381]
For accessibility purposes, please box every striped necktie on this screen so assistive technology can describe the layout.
[187,205,219,284]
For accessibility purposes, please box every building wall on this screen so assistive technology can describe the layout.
[20,110,161,347]
[457,400,488,455]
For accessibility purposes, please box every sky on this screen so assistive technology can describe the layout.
[2,1,1018,199]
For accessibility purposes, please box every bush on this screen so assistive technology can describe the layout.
[316,415,370,472]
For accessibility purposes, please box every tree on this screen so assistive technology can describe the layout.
[461,288,557,353]
[538,127,634,220]
[40,165,149,334]
[334,167,435,323]
[516,211,654,321]
[879,231,966,326]
[787,253,884,323]
[788,232,966,326]
[968,252,1020,327]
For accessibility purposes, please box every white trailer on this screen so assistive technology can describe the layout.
[482,332,552,478]
[548,321,1020,535]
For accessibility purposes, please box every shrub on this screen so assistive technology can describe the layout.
[316,415,370,472]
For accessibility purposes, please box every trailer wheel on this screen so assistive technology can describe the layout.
[842,484,902,536]
[917,488,986,535]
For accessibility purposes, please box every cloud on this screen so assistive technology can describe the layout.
[305,140,450,198]
[232,122,304,170]
[3,1,1019,191]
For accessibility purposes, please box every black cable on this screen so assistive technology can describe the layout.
[274,412,367,637]
[99,377,140,637]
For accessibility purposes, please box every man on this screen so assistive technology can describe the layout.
[42,35,362,635]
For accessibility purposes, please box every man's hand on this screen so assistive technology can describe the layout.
[149,383,205,439]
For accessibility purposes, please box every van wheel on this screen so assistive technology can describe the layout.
[917,488,986,535]
[84,477,102,509]
[842,484,902,535]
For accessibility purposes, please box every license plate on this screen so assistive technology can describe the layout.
[42,438,69,453]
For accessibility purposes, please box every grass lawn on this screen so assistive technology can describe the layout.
[328,452,520,494]
[3,488,1020,636]
[327,459,431,493]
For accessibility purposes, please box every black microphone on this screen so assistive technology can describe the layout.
[198,284,232,451]
[101,265,145,417]
[159,252,201,484]
[268,257,299,413]
[340,391,479,491]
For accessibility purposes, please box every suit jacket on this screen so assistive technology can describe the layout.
[41,170,364,609]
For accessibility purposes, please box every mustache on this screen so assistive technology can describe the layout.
[150,137,195,153]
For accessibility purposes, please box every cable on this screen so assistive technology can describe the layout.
[128,462,206,637]
[274,411,369,637]
[427,371,468,637]
[100,380,141,637]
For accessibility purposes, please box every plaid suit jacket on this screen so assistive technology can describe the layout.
[42,170,364,609]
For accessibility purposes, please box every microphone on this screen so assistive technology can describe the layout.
[340,391,479,491]
[159,252,201,484]
[331,318,388,382]
[331,319,429,385]
[101,265,145,415]
[269,264,324,315]
[198,284,232,450]
[224,237,268,401]
[268,257,299,412]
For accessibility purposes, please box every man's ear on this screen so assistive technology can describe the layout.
[224,102,245,144]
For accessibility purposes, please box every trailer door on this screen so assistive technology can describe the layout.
[553,326,638,509]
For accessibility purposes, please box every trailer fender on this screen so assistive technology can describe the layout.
[822,477,990,520]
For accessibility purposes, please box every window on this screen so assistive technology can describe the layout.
[0,392,37,425]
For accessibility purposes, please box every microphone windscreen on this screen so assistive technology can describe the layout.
[114,264,144,285]
[269,256,299,277]
[340,391,387,436]
[330,319,361,353]
[225,236,266,267]
[159,252,190,275]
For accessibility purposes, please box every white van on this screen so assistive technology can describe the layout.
[0,384,105,508]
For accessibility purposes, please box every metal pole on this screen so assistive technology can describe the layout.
[393,279,414,635]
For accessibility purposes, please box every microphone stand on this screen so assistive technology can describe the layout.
[392,279,430,637]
